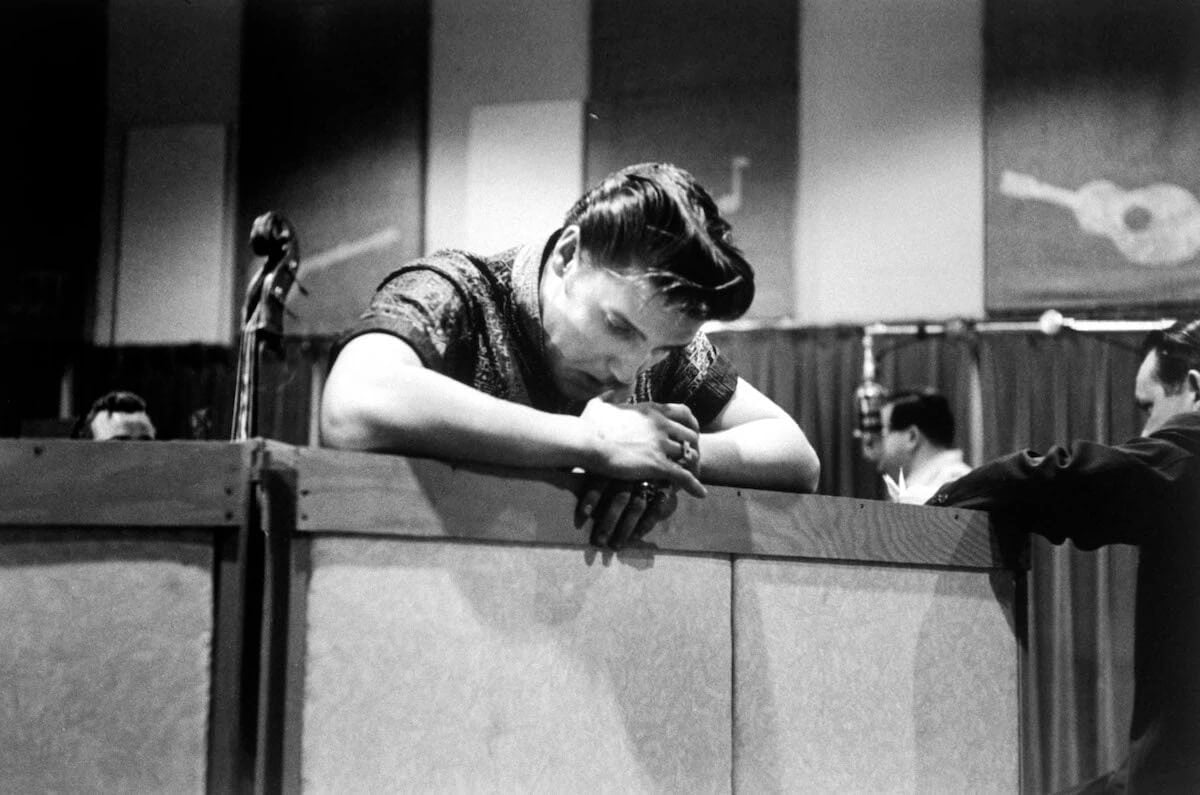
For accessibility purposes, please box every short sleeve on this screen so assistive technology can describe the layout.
[336,265,473,374]
[638,331,739,427]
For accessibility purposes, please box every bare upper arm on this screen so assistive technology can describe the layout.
[703,377,792,432]
[331,332,425,377]
[321,333,426,445]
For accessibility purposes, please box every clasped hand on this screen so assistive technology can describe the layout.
[577,398,704,549]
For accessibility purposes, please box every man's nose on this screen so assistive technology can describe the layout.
[608,347,648,385]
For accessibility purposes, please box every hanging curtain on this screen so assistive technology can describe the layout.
[255,338,334,445]
[710,326,868,496]
[977,331,1144,794]
[69,339,330,443]
[874,331,981,465]
[708,326,978,498]
[72,344,237,440]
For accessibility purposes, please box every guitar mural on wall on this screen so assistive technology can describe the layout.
[999,170,1200,268]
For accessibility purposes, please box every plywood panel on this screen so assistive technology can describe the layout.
[0,439,247,527]
[734,559,1019,793]
[0,530,214,792]
[274,443,1000,569]
[300,538,732,792]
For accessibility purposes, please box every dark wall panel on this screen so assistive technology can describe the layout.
[588,0,798,320]
[0,0,106,433]
[986,0,1200,312]
[238,0,429,338]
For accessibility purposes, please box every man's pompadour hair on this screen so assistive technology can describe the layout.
[563,162,755,321]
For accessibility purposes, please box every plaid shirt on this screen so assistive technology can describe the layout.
[339,234,738,425]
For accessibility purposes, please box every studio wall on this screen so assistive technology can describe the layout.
[1,0,106,434]
[794,0,986,325]
[425,0,986,326]
[238,0,429,339]
[425,0,591,256]
[985,0,1200,312]
[97,0,243,345]
[91,0,1200,345]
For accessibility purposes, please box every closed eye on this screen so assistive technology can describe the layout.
[604,313,639,339]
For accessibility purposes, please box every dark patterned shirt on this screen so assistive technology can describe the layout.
[339,234,739,425]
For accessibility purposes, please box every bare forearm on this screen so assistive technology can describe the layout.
[699,417,820,492]
[319,335,705,499]
[322,363,597,470]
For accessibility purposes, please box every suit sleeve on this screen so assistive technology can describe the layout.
[927,434,1192,549]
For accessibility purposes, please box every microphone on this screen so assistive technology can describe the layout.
[854,332,887,439]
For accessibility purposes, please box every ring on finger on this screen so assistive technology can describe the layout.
[634,480,667,505]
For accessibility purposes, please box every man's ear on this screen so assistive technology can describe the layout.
[549,225,581,276]
[1187,369,1200,404]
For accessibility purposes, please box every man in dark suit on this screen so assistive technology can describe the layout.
[930,320,1200,793]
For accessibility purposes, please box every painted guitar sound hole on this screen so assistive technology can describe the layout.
[1123,205,1153,232]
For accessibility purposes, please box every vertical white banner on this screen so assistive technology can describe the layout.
[465,101,584,254]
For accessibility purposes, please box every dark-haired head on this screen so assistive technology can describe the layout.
[73,390,155,440]
[1141,319,1200,393]
[562,163,755,321]
[1135,319,1200,435]
[884,388,956,448]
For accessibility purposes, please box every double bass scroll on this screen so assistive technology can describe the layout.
[231,212,305,441]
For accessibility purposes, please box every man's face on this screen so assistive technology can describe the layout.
[877,403,915,478]
[859,431,882,464]
[541,236,702,403]
[1134,350,1197,436]
[90,410,156,441]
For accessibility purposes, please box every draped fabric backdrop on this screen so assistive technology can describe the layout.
[55,328,1144,793]
[976,333,1143,793]
[708,327,979,498]
[69,340,330,445]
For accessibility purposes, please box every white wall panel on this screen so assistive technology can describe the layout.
[796,0,985,324]
[465,101,584,254]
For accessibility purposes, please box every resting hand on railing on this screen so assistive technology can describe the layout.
[575,404,703,549]
[578,398,705,499]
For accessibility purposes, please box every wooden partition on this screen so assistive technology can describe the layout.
[0,440,1022,792]
[258,443,1024,793]
[0,440,257,793]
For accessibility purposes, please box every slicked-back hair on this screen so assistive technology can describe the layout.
[885,388,956,449]
[72,390,150,439]
[563,162,755,321]
[1141,319,1200,394]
